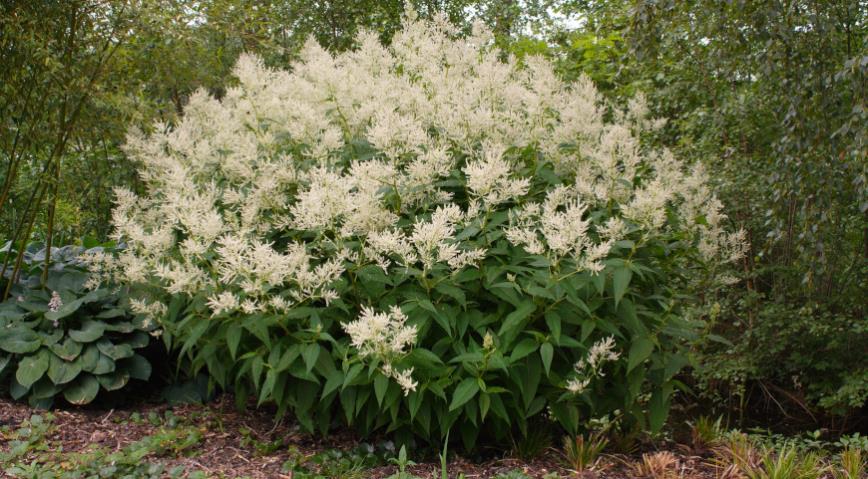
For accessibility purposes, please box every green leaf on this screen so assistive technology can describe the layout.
[540,343,553,376]
[627,337,654,372]
[449,377,479,411]
[497,300,535,344]
[90,353,116,375]
[612,267,632,308]
[68,319,106,343]
[0,327,41,354]
[96,338,134,360]
[0,354,9,375]
[374,373,389,407]
[47,353,82,385]
[49,337,83,361]
[43,298,84,322]
[509,338,538,362]
[97,370,130,391]
[302,343,320,373]
[77,345,100,371]
[121,354,151,380]
[227,324,243,360]
[16,349,50,388]
[63,374,99,405]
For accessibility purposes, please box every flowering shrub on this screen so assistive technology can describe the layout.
[93,12,745,446]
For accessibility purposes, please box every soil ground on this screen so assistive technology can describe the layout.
[0,395,723,478]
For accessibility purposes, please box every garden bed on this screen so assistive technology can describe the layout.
[0,396,731,478]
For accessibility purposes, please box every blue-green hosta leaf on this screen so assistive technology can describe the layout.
[104,321,135,333]
[89,353,116,375]
[10,378,29,400]
[49,337,83,361]
[0,327,41,354]
[68,319,106,343]
[48,352,82,385]
[40,329,63,346]
[96,370,130,391]
[77,344,99,371]
[30,378,61,400]
[125,331,150,349]
[44,298,85,322]
[120,354,151,381]
[63,374,99,405]
[96,338,134,360]
[0,354,10,374]
[16,348,50,388]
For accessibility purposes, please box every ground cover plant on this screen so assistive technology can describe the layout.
[84,11,747,448]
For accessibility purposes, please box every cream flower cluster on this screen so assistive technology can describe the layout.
[343,306,418,395]
[566,336,622,395]
[91,10,745,395]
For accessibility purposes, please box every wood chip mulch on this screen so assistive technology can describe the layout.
[0,396,720,478]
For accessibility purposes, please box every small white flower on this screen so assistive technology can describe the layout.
[48,291,63,313]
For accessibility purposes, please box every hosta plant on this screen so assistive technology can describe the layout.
[0,242,153,407]
[91,11,745,446]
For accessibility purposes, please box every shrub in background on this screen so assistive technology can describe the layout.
[0,242,154,407]
[91,12,745,446]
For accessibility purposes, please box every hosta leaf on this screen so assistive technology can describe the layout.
[10,378,29,400]
[0,354,10,374]
[120,354,151,380]
[68,319,106,343]
[96,338,134,360]
[104,321,134,333]
[44,298,84,322]
[96,308,127,319]
[0,327,41,354]
[16,349,50,388]
[77,344,100,371]
[63,374,99,405]
[125,331,150,349]
[48,353,82,385]
[90,353,116,375]
[96,370,130,391]
[30,378,61,399]
[49,337,83,361]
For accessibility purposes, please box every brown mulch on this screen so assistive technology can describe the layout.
[0,396,721,478]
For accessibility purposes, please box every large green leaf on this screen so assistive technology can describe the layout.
[90,353,116,375]
[120,354,151,380]
[68,319,106,343]
[77,344,100,371]
[96,338,134,360]
[449,377,480,411]
[44,298,85,322]
[49,337,83,361]
[96,370,130,391]
[16,349,50,388]
[63,374,99,405]
[0,327,41,354]
[48,352,82,385]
